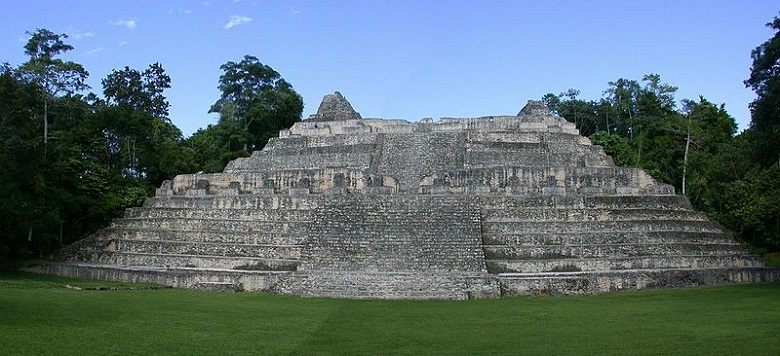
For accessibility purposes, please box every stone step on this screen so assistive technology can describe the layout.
[289,272,497,300]
[283,133,378,149]
[477,195,693,210]
[496,267,780,296]
[482,219,721,234]
[114,252,299,271]
[227,152,373,172]
[124,207,313,220]
[300,288,462,299]
[190,281,244,292]
[99,228,306,245]
[301,235,486,272]
[171,168,371,196]
[487,254,764,274]
[259,143,378,156]
[445,166,666,191]
[27,262,299,292]
[116,240,303,259]
[143,195,321,210]
[483,242,747,260]
[481,208,708,222]
[111,217,310,233]
[465,151,590,168]
[481,231,734,246]
[300,260,486,274]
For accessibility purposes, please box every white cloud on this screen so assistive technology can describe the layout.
[118,41,128,47]
[201,1,211,6]
[84,47,105,56]
[169,8,192,15]
[110,19,137,30]
[224,15,252,29]
[288,6,300,15]
[71,31,96,40]
[64,26,96,40]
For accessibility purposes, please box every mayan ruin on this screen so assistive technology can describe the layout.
[36,92,779,299]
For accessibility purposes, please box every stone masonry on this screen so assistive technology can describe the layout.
[35,92,779,299]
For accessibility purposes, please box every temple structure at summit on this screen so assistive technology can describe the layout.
[37,91,779,299]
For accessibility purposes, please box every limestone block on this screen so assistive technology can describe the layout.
[45,93,777,299]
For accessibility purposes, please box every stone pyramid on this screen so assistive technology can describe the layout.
[38,92,779,299]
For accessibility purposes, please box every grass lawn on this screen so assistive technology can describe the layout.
[1,271,778,355]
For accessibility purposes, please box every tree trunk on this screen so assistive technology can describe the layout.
[43,99,48,145]
[637,133,642,164]
[682,123,691,195]
[43,99,49,162]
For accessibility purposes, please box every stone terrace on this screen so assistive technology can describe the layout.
[36,92,779,299]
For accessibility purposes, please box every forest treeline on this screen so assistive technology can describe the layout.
[1,15,779,260]
[0,29,302,259]
[543,16,780,255]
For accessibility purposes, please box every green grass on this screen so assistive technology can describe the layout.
[1,272,779,355]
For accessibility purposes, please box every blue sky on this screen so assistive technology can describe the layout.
[1,1,777,136]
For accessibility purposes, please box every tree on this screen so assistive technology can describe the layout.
[17,29,89,147]
[184,121,250,173]
[604,78,640,138]
[102,63,171,119]
[0,68,45,257]
[724,13,780,252]
[98,63,189,185]
[590,131,637,167]
[1,32,208,259]
[721,166,780,251]
[209,55,303,151]
[745,14,780,166]
[602,75,684,185]
[679,97,737,197]
[541,61,776,252]
[639,73,678,112]
[542,89,600,136]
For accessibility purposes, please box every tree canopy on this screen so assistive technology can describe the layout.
[745,15,780,166]
[209,55,303,151]
[0,31,303,260]
[17,28,89,147]
[544,20,780,253]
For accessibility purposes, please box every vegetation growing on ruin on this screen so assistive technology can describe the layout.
[1,272,778,355]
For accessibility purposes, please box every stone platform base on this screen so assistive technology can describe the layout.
[24,263,780,300]
[25,263,295,292]
[497,267,780,296]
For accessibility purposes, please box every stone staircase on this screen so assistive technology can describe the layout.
[57,195,313,288]
[476,195,769,294]
[288,271,498,300]
[37,94,778,299]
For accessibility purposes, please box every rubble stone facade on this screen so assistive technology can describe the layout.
[35,93,779,299]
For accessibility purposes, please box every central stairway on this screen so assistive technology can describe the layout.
[39,93,778,299]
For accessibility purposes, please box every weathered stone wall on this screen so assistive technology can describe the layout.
[306,91,363,122]
[302,196,485,273]
[375,132,466,191]
[31,263,296,292]
[498,268,780,296]
[38,97,778,299]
